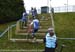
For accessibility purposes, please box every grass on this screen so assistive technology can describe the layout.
[0,21,16,32]
[0,14,48,50]
[0,12,75,52]
[54,12,75,38]
[54,12,75,52]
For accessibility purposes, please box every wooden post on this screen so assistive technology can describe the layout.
[10,26,12,39]
[8,26,10,40]
[50,7,55,33]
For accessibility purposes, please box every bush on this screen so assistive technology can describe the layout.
[0,0,25,23]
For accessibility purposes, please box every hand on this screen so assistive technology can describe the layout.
[28,29,33,33]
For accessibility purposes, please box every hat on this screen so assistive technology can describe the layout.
[48,28,54,30]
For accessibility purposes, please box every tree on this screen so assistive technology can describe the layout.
[0,0,25,23]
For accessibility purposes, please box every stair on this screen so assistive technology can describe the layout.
[10,38,43,43]
[12,14,51,42]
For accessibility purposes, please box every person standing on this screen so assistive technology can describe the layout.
[31,7,37,19]
[31,7,35,18]
[43,28,57,52]
[51,7,54,18]
[34,8,37,17]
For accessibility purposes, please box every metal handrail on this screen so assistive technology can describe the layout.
[0,24,16,38]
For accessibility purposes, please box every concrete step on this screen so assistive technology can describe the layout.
[12,35,44,39]
[40,23,51,25]
[17,29,47,33]
[10,38,43,43]
[39,17,50,21]
[15,32,45,36]
[39,20,50,22]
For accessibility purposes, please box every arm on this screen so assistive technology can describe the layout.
[55,40,58,48]
[43,34,46,48]
[43,32,48,44]
[43,37,46,43]
[27,21,33,33]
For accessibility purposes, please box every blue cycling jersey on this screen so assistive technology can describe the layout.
[30,19,39,29]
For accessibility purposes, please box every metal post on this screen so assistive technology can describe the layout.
[47,0,49,13]
[59,44,65,52]
[50,0,52,8]
[64,4,67,12]
[67,0,68,13]
[47,0,49,6]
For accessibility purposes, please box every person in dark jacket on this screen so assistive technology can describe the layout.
[34,7,37,17]
[31,7,35,19]
[31,7,37,19]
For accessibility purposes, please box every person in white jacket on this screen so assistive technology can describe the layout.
[43,28,57,52]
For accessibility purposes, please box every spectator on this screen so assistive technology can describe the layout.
[43,28,57,52]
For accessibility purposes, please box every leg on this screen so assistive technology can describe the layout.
[21,21,24,29]
[25,18,28,26]
[25,20,27,26]
[32,29,38,38]
[50,48,55,52]
[32,16,35,19]
[45,47,55,52]
[45,47,49,52]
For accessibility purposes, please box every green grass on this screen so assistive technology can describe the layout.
[0,21,44,50]
[0,21,16,32]
[0,13,75,52]
[54,12,75,38]
[54,12,75,52]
